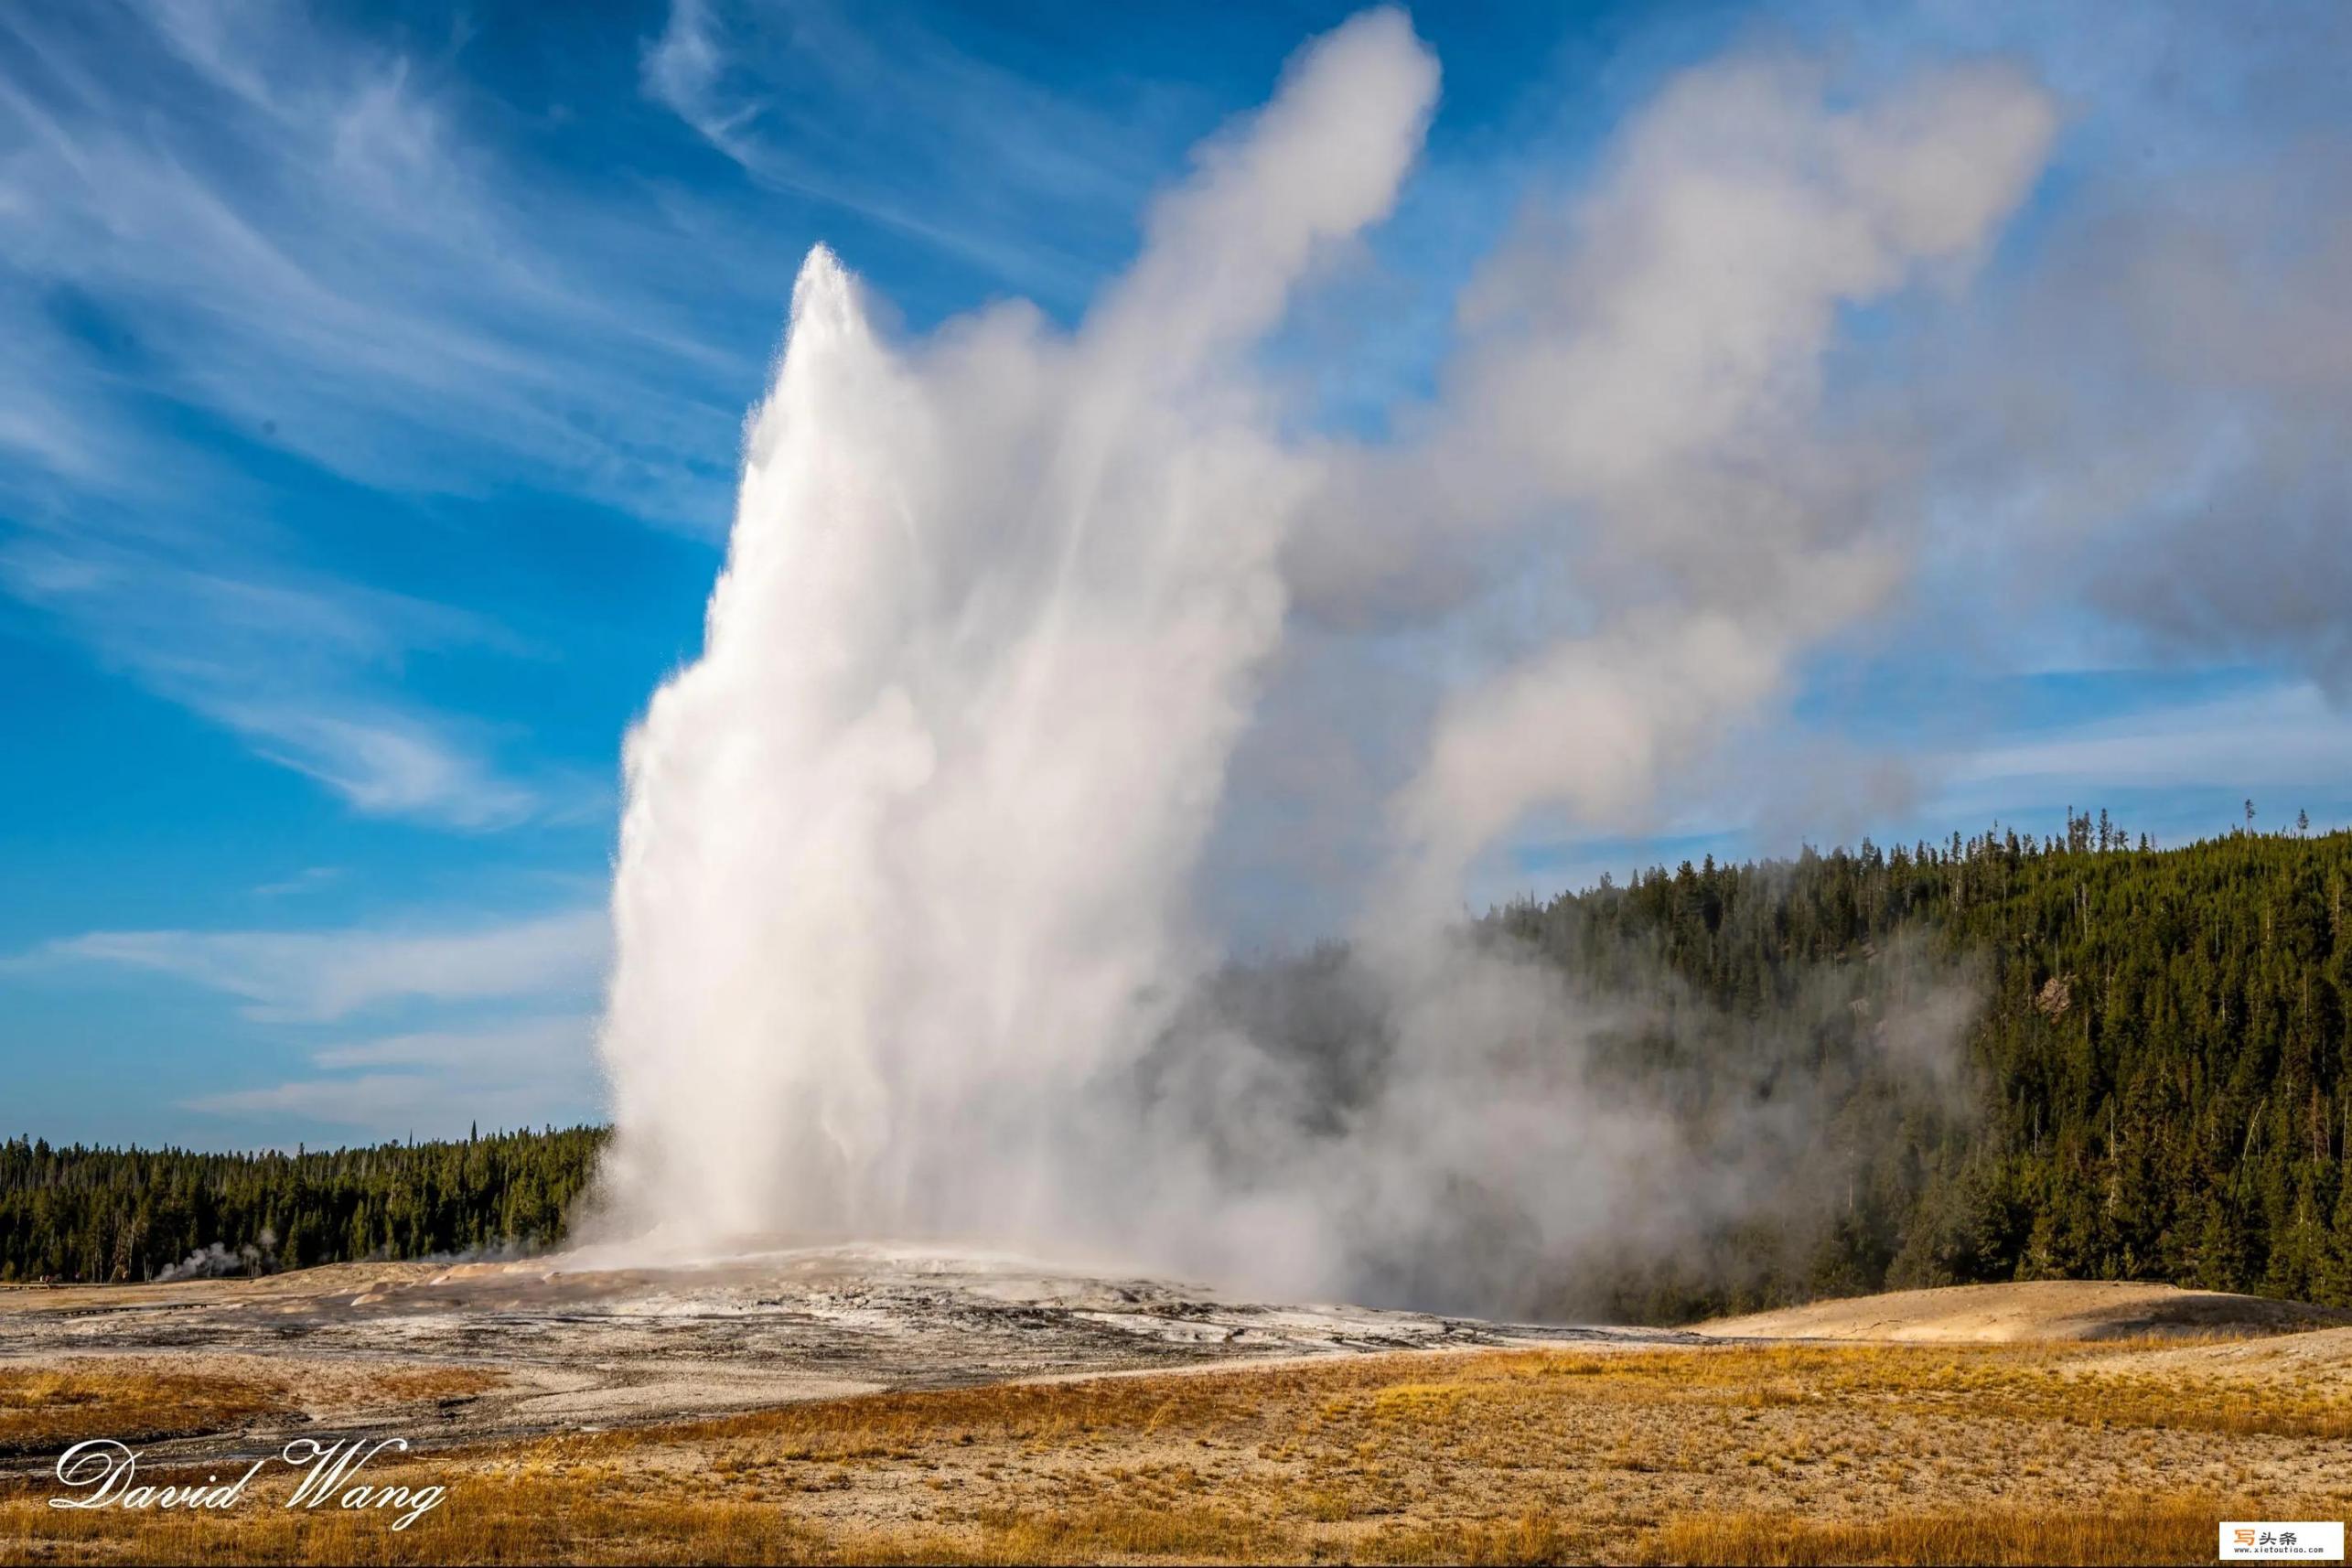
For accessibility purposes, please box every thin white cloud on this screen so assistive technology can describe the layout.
[186,1014,604,1140]
[27,906,609,1023]
[228,703,542,830]
[307,1013,595,1071]
[634,0,1181,297]
[1946,682,2352,797]
[252,865,341,897]
[641,0,737,156]
[0,536,561,829]
[184,1070,591,1139]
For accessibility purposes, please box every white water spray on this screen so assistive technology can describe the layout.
[594,10,1440,1258]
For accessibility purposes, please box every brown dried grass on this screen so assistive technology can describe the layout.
[0,1339,2342,1564]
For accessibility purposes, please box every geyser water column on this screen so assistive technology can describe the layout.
[591,11,1441,1258]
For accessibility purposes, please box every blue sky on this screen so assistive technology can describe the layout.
[5,0,2349,1150]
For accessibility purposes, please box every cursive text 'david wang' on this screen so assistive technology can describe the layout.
[49,1436,446,1530]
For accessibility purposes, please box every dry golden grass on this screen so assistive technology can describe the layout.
[0,1366,291,1456]
[1639,1496,2230,1565]
[0,1360,499,1460]
[1,1340,2344,1564]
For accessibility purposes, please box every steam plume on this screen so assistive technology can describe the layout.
[590,10,2054,1309]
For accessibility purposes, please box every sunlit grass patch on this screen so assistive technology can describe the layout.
[1638,1495,2235,1566]
[0,1365,292,1455]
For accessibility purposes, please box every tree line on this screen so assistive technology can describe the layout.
[0,1125,603,1283]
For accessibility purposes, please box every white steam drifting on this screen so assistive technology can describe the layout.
[592,10,2056,1307]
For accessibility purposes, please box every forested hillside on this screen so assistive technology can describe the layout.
[1492,814,2352,1318]
[8,819,2351,1321]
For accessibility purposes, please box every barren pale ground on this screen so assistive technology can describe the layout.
[3,1252,2348,1564]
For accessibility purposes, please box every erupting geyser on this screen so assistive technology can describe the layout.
[593,10,1443,1259]
[590,6,2056,1311]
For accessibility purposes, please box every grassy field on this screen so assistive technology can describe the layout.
[2,1339,2347,1564]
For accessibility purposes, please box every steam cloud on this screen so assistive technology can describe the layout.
[588,9,2058,1310]
[156,1230,276,1282]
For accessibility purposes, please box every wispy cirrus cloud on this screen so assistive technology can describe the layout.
[183,1014,602,1138]
[0,0,750,525]
[0,535,578,828]
[252,865,341,898]
[641,0,741,159]
[22,904,608,1023]
[306,1014,595,1072]
[1943,681,2352,803]
[12,901,609,1139]
[0,0,766,827]
[636,0,1193,302]
[184,1069,592,1138]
